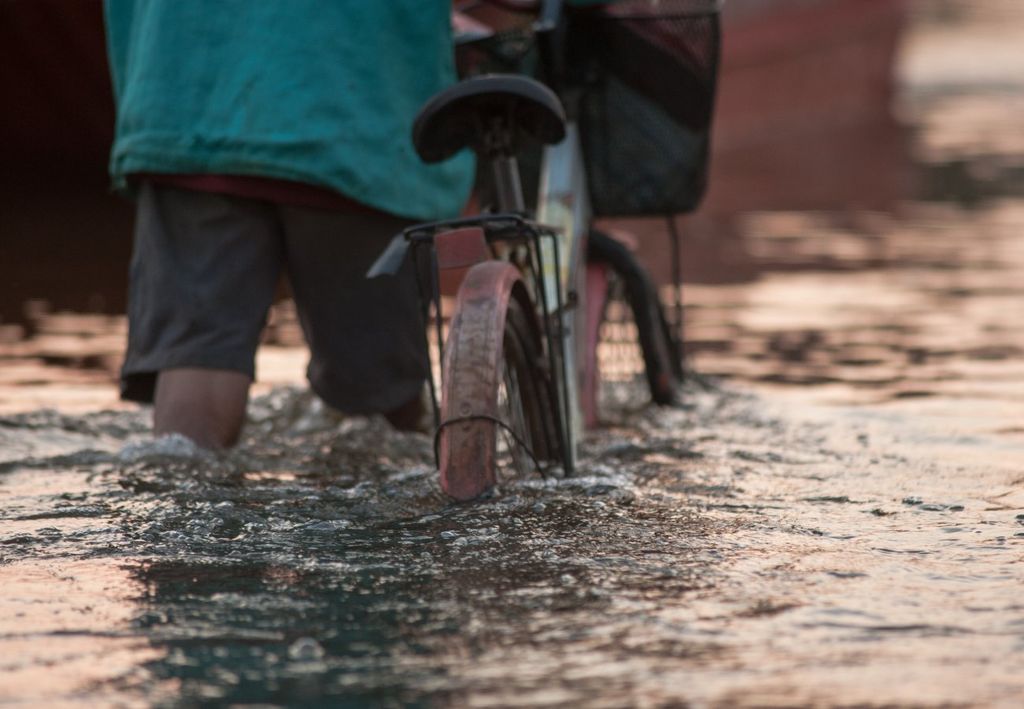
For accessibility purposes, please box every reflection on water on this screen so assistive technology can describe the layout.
[685,202,1024,415]
[0,558,164,706]
[3,1,1024,706]
[2,385,1023,706]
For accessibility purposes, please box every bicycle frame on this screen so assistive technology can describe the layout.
[534,122,590,471]
[476,106,590,474]
[487,0,590,469]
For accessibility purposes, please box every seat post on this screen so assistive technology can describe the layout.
[492,156,525,213]
[482,114,526,213]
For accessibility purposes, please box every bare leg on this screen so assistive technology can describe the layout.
[153,368,251,449]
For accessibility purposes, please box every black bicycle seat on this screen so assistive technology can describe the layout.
[412,74,566,164]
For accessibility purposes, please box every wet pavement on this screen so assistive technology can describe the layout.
[3,2,1024,707]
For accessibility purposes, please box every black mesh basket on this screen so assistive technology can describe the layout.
[567,0,721,217]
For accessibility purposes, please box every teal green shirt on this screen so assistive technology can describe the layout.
[105,1,474,221]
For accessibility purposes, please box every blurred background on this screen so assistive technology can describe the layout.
[1,0,1022,436]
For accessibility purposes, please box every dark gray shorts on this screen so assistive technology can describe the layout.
[121,183,428,415]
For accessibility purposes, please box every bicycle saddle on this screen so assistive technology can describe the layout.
[412,74,567,163]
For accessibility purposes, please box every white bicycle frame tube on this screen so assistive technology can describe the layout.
[536,122,590,470]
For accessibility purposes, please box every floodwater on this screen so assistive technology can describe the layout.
[3,2,1024,707]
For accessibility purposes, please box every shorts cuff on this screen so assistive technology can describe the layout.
[120,350,256,404]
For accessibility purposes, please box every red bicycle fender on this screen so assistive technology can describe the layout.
[439,261,522,500]
[435,227,490,297]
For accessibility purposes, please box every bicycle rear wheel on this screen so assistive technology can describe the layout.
[438,261,561,501]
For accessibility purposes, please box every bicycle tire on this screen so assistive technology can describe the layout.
[588,229,683,405]
[438,261,560,500]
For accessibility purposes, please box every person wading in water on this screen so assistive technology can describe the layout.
[104,1,472,447]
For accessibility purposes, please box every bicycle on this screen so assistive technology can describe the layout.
[369,0,720,500]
